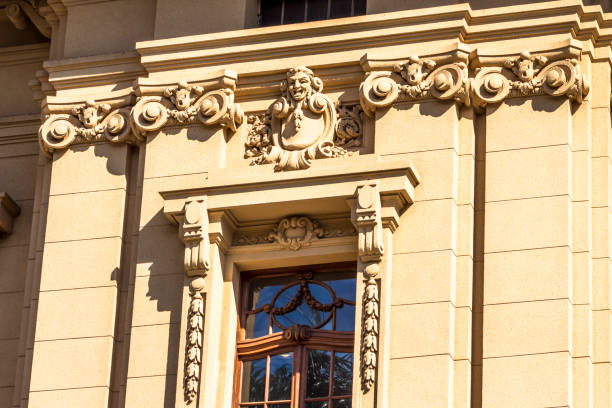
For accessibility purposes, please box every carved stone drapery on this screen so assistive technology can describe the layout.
[245,67,361,171]
[350,181,384,393]
[179,199,210,406]
[360,55,470,116]
[130,81,243,138]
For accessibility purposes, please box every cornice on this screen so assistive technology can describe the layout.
[0,114,40,145]
[0,42,48,67]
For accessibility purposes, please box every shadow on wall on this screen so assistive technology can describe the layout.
[138,208,185,407]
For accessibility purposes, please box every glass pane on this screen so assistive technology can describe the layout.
[260,0,282,26]
[274,283,332,330]
[307,349,331,398]
[330,0,351,18]
[332,352,353,395]
[269,405,290,408]
[248,276,294,311]
[240,406,264,408]
[241,358,266,402]
[334,304,355,332]
[306,0,328,21]
[284,0,306,24]
[306,402,328,408]
[320,273,356,302]
[245,311,269,339]
[333,399,351,408]
[268,353,293,401]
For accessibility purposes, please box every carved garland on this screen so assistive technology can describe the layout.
[351,181,384,392]
[179,199,211,406]
[360,51,590,115]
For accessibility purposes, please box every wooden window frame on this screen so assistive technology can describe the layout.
[233,262,357,408]
[258,0,366,26]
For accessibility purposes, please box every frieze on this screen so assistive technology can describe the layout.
[233,215,357,249]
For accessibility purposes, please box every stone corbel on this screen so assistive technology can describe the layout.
[130,70,243,139]
[360,46,471,116]
[470,43,589,111]
[178,198,210,406]
[5,0,51,38]
[0,192,21,237]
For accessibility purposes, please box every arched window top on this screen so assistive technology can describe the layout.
[245,270,356,339]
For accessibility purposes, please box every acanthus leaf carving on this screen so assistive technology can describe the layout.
[246,67,360,171]
[179,198,210,406]
[471,51,590,110]
[350,181,384,393]
[130,80,243,138]
[360,56,469,116]
[38,99,135,157]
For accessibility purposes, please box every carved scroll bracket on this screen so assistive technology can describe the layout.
[38,99,137,157]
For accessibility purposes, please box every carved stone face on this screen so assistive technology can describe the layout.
[80,106,100,129]
[287,72,312,101]
[174,88,192,110]
[516,57,535,82]
[405,62,424,85]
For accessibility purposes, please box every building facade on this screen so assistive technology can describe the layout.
[0,0,611,407]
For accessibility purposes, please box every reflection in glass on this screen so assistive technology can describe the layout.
[245,311,269,339]
[306,401,328,408]
[334,304,355,332]
[320,274,355,302]
[241,358,266,402]
[307,349,331,398]
[332,352,353,395]
[268,405,290,408]
[333,399,351,408]
[269,353,293,401]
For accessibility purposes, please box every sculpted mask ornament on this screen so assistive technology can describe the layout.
[246,67,358,171]
[360,55,470,116]
[38,99,133,156]
[472,50,590,110]
[130,80,243,138]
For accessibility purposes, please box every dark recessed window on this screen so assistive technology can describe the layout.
[260,0,367,26]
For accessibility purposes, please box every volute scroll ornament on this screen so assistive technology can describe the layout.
[360,55,470,116]
[246,67,361,171]
[130,80,244,138]
[38,99,135,157]
[471,51,590,110]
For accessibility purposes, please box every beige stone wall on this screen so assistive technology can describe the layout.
[0,1,611,408]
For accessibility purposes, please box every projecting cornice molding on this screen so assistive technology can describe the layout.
[0,192,21,237]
